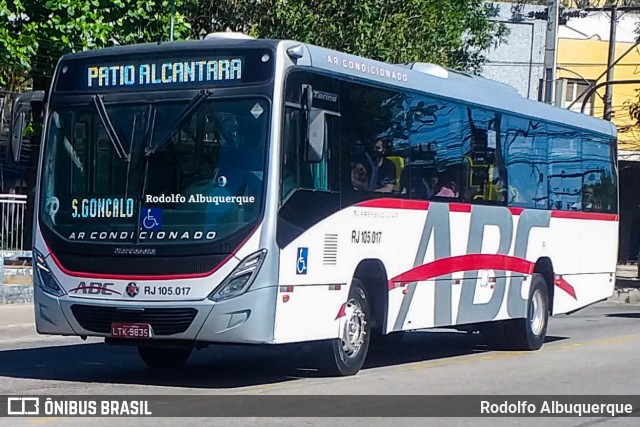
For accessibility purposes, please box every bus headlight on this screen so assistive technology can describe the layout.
[33,249,66,297]
[208,249,267,301]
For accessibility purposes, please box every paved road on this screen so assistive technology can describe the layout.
[0,302,639,426]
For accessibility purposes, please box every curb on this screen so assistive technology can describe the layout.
[608,287,640,304]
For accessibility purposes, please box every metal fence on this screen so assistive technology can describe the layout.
[0,193,27,251]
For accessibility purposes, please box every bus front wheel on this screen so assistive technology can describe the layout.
[137,346,192,368]
[318,279,371,376]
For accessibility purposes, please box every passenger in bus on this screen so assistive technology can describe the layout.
[435,180,457,198]
[425,175,440,198]
[400,171,439,199]
[370,139,396,193]
[351,160,369,191]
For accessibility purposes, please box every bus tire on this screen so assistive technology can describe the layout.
[482,273,549,351]
[137,346,192,368]
[507,273,549,350]
[319,278,371,376]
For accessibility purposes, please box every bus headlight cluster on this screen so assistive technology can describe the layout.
[208,249,267,301]
[33,249,66,297]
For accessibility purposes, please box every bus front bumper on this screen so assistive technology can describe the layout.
[34,284,277,344]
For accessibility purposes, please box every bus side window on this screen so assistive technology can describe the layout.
[405,94,465,201]
[281,73,340,198]
[338,79,407,202]
[504,117,548,209]
[583,134,617,213]
[548,124,581,211]
[281,108,300,200]
[281,107,329,196]
[464,107,506,205]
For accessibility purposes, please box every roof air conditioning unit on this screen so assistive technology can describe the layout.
[204,32,255,40]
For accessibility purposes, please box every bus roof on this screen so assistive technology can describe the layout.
[57,37,616,137]
[57,38,281,61]
[301,43,617,138]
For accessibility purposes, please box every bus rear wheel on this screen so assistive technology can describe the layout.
[483,273,549,351]
[137,346,192,368]
[318,279,371,376]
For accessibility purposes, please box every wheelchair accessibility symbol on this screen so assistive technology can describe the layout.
[296,247,308,275]
[141,208,162,231]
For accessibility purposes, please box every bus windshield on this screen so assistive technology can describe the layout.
[40,96,269,244]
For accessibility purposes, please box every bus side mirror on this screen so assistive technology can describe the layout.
[10,111,25,163]
[304,109,325,163]
[300,84,325,163]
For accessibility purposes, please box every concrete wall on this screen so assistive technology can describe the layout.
[559,6,638,43]
[481,2,547,100]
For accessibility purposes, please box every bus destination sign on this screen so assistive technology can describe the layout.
[54,49,274,93]
[87,58,242,88]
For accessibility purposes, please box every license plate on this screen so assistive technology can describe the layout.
[111,322,153,339]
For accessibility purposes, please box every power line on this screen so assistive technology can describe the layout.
[485,61,545,66]
[558,63,640,67]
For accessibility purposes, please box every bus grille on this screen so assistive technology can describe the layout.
[70,305,198,336]
[55,253,229,275]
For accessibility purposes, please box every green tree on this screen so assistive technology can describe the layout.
[184,0,508,73]
[0,0,191,90]
[0,0,36,91]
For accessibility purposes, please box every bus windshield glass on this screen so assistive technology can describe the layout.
[40,96,269,244]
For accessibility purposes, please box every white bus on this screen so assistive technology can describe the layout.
[27,34,618,376]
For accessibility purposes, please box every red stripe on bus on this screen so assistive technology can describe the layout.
[390,254,533,283]
[47,249,235,280]
[550,211,618,221]
[356,199,618,221]
[555,276,577,299]
[335,303,347,320]
[447,203,471,212]
[356,199,430,210]
[388,254,577,300]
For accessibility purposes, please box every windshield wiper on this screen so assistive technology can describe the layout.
[141,107,157,193]
[145,89,214,157]
[92,95,130,161]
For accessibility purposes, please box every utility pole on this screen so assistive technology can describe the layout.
[543,0,560,105]
[170,0,175,42]
[557,3,640,116]
[603,5,617,121]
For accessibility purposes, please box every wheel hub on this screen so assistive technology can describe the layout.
[529,289,545,336]
[341,299,366,357]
